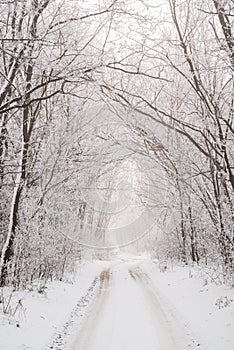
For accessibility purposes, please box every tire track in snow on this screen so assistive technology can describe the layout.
[129,268,188,350]
[72,269,111,350]
[72,263,195,350]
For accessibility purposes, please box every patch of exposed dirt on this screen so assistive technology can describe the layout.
[129,268,140,281]
[99,269,111,293]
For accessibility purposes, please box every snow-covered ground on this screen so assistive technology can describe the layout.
[72,257,234,350]
[140,260,234,350]
[0,262,108,350]
[73,261,188,350]
[0,257,234,350]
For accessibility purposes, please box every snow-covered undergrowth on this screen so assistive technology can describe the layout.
[140,260,234,350]
[0,261,107,350]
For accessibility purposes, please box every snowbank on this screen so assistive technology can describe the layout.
[140,261,234,350]
[0,261,107,350]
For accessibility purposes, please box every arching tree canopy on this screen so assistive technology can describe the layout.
[0,0,233,287]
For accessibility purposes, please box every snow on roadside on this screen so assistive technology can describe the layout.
[139,260,234,350]
[0,261,108,350]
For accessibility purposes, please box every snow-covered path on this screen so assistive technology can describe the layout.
[72,262,187,350]
[1,259,233,349]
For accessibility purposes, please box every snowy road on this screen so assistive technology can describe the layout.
[72,262,188,350]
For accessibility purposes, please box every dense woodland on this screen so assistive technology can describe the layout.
[0,0,233,289]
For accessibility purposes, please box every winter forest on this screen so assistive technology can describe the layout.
[0,0,234,349]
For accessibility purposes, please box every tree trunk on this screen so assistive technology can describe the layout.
[0,178,22,286]
[188,205,199,263]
